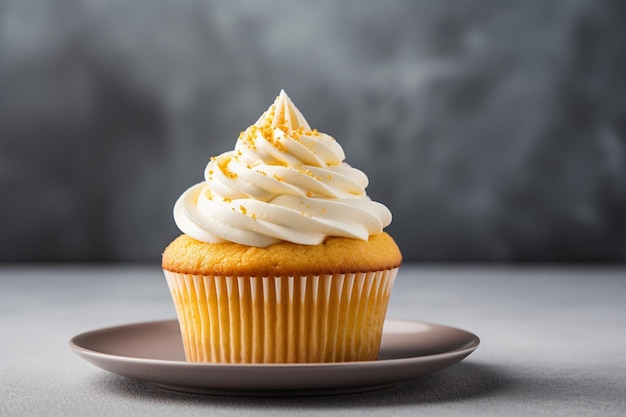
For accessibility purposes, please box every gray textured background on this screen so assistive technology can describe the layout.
[1,0,625,263]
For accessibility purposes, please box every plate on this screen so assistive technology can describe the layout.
[70,319,479,396]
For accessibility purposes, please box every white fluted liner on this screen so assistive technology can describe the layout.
[163,269,398,363]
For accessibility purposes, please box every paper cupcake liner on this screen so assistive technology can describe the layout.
[163,269,398,363]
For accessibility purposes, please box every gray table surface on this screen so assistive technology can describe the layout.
[1,265,625,417]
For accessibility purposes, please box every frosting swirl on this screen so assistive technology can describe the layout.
[174,90,392,247]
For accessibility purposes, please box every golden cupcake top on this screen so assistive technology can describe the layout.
[162,232,402,277]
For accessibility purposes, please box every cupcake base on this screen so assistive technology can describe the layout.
[163,269,398,363]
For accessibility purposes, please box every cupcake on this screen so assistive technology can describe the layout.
[162,90,401,363]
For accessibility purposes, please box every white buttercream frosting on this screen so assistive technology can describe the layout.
[174,90,392,247]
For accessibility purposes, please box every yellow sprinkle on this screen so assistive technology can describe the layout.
[239,205,247,215]
[218,156,237,179]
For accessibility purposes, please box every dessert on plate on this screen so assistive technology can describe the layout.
[162,90,401,363]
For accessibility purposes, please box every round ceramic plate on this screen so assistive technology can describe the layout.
[70,319,479,396]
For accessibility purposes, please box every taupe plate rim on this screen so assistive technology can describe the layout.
[70,318,479,396]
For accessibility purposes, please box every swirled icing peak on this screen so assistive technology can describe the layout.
[174,90,392,247]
